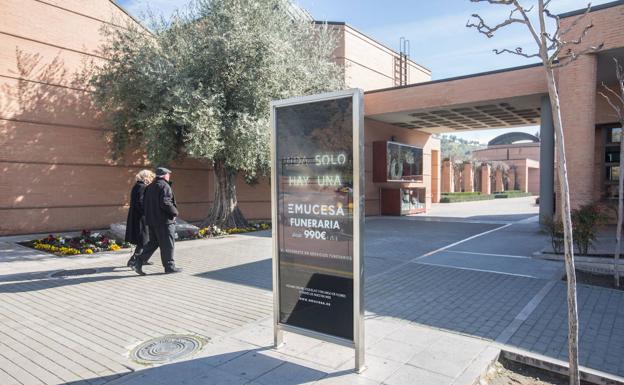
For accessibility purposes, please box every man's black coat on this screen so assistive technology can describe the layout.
[143,177,178,226]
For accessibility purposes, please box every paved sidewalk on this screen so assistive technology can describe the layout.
[104,316,499,385]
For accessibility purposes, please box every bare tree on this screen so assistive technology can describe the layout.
[467,2,602,384]
[598,58,624,288]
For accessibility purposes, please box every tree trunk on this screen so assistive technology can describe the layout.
[202,160,249,229]
[616,136,623,287]
[545,68,580,385]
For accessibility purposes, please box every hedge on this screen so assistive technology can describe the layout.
[440,191,534,203]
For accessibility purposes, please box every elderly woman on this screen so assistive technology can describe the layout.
[125,169,155,267]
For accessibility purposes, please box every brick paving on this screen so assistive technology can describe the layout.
[509,281,624,376]
[0,236,274,385]
[366,263,545,340]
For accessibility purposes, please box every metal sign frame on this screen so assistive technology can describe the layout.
[270,88,365,372]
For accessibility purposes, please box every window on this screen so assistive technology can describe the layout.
[603,124,623,199]
[386,142,423,182]
[608,127,622,143]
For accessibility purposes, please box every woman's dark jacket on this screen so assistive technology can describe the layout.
[125,181,149,245]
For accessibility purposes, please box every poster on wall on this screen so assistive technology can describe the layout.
[270,89,364,359]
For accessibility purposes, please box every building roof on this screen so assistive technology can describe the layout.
[314,20,431,73]
[558,0,624,18]
[488,132,540,146]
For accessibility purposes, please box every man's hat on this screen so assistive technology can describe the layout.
[156,167,172,176]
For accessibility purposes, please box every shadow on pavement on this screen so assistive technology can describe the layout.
[0,266,136,293]
[195,259,272,291]
[61,346,348,385]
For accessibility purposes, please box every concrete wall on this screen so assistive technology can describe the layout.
[341,25,431,91]
[472,143,540,162]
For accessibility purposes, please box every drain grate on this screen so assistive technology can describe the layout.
[131,335,206,364]
[50,268,98,278]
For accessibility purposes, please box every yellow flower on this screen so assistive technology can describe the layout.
[85,249,94,254]
[109,244,121,251]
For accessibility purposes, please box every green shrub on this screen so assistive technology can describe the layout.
[441,192,482,196]
[439,194,494,203]
[494,191,533,199]
[572,203,606,255]
[544,203,606,255]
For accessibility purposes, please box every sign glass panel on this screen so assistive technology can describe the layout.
[275,96,354,341]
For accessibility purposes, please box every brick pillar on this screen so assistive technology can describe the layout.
[454,166,462,192]
[432,150,440,203]
[558,54,597,208]
[462,162,474,192]
[495,169,504,192]
[441,159,453,193]
[481,164,491,195]
[518,163,529,192]
[508,168,516,191]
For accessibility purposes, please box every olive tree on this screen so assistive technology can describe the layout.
[91,0,344,228]
[467,2,602,383]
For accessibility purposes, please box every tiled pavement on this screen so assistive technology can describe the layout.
[1,213,624,384]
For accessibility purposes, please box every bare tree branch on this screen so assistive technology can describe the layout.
[551,43,604,67]
[493,47,540,58]
[599,89,623,120]
[466,13,526,38]
[559,3,592,37]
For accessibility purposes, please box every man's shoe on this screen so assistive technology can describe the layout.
[133,260,146,276]
[126,256,136,267]
[164,267,182,274]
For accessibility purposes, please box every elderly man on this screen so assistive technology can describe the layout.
[133,167,181,275]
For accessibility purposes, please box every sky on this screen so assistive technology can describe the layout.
[116,0,613,143]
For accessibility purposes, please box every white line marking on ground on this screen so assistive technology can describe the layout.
[414,223,514,261]
[446,250,531,259]
[368,223,512,280]
[416,261,538,279]
[495,280,557,344]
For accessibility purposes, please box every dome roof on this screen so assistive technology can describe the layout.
[488,132,539,146]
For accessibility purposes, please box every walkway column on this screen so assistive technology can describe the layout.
[518,163,529,193]
[558,54,598,207]
[481,164,491,195]
[495,169,504,192]
[454,165,462,192]
[508,168,516,191]
[462,162,474,192]
[540,95,555,223]
[431,150,441,203]
[441,159,453,193]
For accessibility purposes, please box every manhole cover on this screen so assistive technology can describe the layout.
[50,268,98,278]
[131,335,205,364]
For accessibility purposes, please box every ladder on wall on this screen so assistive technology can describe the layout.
[394,37,410,86]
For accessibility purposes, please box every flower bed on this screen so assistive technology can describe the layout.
[225,222,271,234]
[178,221,271,240]
[21,230,130,256]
